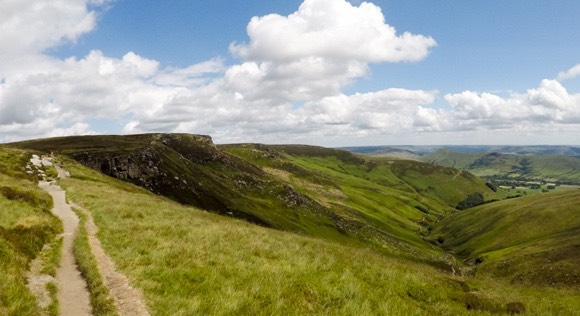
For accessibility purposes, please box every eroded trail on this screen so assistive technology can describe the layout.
[55,164,150,315]
[39,181,92,316]
[73,203,151,316]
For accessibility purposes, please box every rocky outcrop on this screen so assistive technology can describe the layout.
[73,146,161,183]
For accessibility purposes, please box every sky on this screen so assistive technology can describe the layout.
[1,0,580,146]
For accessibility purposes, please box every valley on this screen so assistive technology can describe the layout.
[1,134,579,314]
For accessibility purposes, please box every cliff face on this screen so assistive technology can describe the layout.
[66,134,228,213]
[63,134,325,229]
[76,146,160,182]
[69,134,221,190]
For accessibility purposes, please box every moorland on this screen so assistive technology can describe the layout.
[1,133,579,315]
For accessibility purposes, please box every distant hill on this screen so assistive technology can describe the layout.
[424,149,580,184]
[341,146,422,160]
[344,145,580,157]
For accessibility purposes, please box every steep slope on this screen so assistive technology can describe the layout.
[13,134,496,265]
[430,189,580,287]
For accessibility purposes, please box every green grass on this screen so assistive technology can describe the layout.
[15,134,498,266]
[431,189,580,287]
[0,147,62,315]
[46,282,58,316]
[8,134,156,156]
[223,144,500,260]
[39,238,62,277]
[11,135,580,312]
[58,154,580,315]
[72,207,118,316]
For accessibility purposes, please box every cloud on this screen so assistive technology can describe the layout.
[221,59,367,103]
[0,50,217,140]
[0,0,109,76]
[0,0,579,145]
[154,58,225,87]
[119,0,441,141]
[225,0,436,103]
[230,0,436,63]
[1,0,439,143]
[557,64,580,81]
[444,79,580,131]
[302,88,438,131]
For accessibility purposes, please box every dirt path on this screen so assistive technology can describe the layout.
[72,203,151,316]
[54,164,150,315]
[39,181,92,316]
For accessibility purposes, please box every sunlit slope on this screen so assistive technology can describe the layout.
[0,147,61,315]
[58,157,579,315]
[223,144,496,254]
[14,134,495,262]
[431,189,580,287]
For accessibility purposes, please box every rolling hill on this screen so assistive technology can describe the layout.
[3,134,579,314]
[425,149,580,184]
[430,189,580,287]
[12,134,499,264]
[55,153,580,315]
[345,145,580,157]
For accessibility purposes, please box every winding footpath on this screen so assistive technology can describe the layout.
[73,203,151,316]
[39,180,92,316]
[29,160,150,315]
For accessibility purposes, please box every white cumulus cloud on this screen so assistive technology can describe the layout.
[224,0,436,103]
[230,0,436,63]
[444,79,580,131]
[302,88,438,131]
[0,0,109,76]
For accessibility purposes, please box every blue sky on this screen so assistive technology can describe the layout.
[1,0,580,145]
[55,0,580,94]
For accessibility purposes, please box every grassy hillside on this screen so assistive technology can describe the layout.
[3,135,580,314]
[425,149,580,184]
[14,134,498,266]
[431,189,580,287]
[0,147,62,315]
[57,156,579,315]
[222,144,502,255]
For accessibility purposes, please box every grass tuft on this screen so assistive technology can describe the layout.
[506,301,526,314]
[46,282,58,316]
